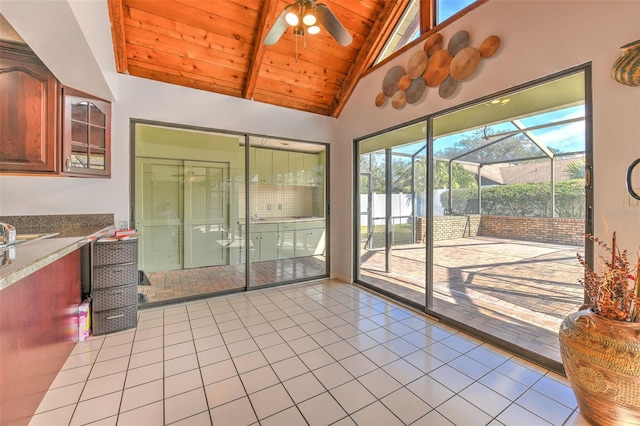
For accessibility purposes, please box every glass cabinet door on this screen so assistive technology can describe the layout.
[62,87,111,177]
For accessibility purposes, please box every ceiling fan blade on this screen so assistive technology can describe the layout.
[316,3,352,46]
[263,4,295,45]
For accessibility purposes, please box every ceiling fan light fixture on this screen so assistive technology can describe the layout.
[307,25,320,35]
[285,10,299,26]
[302,8,316,26]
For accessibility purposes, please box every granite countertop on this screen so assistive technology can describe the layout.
[0,225,115,291]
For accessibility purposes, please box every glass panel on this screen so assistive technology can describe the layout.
[357,122,427,304]
[375,0,419,65]
[89,150,105,170]
[71,144,88,168]
[436,0,477,24]
[71,122,88,144]
[248,136,328,288]
[89,126,106,148]
[135,125,246,306]
[429,71,587,365]
[89,104,105,127]
[71,101,88,122]
[183,162,228,268]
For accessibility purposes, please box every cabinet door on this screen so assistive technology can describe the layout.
[252,148,272,184]
[0,49,59,173]
[258,231,278,261]
[288,152,304,185]
[303,153,322,186]
[295,221,325,257]
[61,87,111,177]
[272,150,288,185]
[278,222,295,259]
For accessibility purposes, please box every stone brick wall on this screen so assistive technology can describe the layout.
[417,215,584,246]
[418,215,481,242]
[479,215,585,246]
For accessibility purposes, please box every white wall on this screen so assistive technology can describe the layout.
[333,0,640,282]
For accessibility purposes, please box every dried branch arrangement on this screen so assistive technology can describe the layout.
[577,232,640,322]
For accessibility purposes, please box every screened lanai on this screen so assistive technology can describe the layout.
[356,69,590,370]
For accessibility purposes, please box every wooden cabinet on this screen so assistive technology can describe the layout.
[0,41,111,177]
[0,41,59,173]
[61,87,111,177]
[1,250,81,425]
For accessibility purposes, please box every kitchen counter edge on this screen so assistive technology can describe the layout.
[0,225,115,291]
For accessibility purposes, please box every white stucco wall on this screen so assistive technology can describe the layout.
[333,0,640,282]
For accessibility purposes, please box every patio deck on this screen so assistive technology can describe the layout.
[360,236,585,365]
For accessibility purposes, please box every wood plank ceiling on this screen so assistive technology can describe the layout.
[107,0,409,117]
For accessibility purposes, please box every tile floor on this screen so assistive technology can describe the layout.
[31,279,587,426]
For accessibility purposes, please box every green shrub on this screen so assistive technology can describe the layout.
[441,179,585,218]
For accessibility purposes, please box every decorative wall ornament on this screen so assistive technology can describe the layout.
[611,39,640,86]
[375,31,501,107]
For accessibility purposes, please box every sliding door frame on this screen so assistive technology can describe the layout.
[353,63,594,373]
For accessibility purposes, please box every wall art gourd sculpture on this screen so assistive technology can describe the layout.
[376,31,501,109]
[611,39,640,87]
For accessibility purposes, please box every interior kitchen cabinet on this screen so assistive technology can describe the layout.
[251,147,272,184]
[295,220,326,257]
[272,149,288,184]
[288,151,304,185]
[0,41,59,173]
[61,87,111,177]
[303,153,322,186]
[277,222,296,259]
[250,223,278,262]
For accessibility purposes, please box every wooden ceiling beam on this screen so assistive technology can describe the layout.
[244,0,281,100]
[419,0,434,34]
[331,0,409,117]
[107,0,128,73]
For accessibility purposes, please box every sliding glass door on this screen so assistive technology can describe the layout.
[134,124,329,306]
[355,67,592,368]
[356,122,427,305]
[247,136,328,288]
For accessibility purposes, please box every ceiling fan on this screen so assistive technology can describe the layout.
[264,0,353,47]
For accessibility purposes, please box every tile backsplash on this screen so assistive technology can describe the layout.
[239,184,321,218]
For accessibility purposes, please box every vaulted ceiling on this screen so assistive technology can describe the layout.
[107,0,413,117]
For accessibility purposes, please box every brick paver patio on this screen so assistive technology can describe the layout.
[360,236,585,365]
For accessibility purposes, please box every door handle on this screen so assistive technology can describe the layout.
[626,158,640,201]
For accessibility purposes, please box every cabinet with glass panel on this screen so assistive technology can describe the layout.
[61,87,111,177]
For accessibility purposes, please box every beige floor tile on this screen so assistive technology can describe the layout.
[80,372,126,401]
[69,392,122,425]
[117,401,163,426]
[164,388,208,424]
[120,379,163,413]
[210,397,257,426]
[35,382,84,413]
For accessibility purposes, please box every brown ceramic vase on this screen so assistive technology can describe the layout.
[611,39,640,86]
[559,309,640,426]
